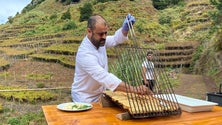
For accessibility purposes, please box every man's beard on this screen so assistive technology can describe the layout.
[91,35,106,49]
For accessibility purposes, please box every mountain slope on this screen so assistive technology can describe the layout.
[0,0,220,79]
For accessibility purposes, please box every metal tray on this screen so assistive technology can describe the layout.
[157,94,218,112]
[175,94,218,112]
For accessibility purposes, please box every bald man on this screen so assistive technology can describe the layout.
[71,14,149,103]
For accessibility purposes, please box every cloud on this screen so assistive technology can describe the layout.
[0,0,31,24]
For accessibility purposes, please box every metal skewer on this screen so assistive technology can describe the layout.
[125,15,138,47]
[109,15,182,118]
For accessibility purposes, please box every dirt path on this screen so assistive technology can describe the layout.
[174,74,217,99]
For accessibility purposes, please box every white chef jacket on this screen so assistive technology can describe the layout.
[71,28,128,103]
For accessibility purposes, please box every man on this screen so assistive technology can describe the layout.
[142,51,155,91]
[71,14,150,103]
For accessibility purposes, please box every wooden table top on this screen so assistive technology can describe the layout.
[42,103,222,125]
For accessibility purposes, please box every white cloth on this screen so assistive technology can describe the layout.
[71,28,128,103]
[142,60,155,80]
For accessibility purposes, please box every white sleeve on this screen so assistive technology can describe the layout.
[105,28,128,48]
[77,52,122,91]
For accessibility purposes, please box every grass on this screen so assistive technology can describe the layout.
[0,103,47,125]
[27,72,53,80]
[0,58,10,67]
[43,43,79,54]
[0,86,57,103]
[6,111,47,125]
[0,47,35,57]
[29,54,75,68]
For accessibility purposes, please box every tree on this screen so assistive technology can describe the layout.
[8,16,14,24]
[61,8,71,20]
[72,0,80,2]
[210,0,222,51]
[152,0,183,10]
[210,0,222,26]
[79,2,93,22]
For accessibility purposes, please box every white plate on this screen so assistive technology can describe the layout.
[57,102,93,112]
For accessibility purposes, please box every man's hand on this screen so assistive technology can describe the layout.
[122,13,136,32]
[132,85,153,95]
[144,80,149,85]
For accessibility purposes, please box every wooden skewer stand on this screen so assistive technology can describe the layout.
[99,94,132,120]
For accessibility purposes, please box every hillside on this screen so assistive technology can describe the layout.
[0,0,221,124]
[0,0,219,71]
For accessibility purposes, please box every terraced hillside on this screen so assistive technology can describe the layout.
[0,24,80,68]
[0,0,216,69]
[154,41,199,68]
[0,26,199,71]
[0,0,217,86]
[169,0,215,41]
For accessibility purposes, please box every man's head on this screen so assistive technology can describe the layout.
[146,51,153,61]
[87,15,108,49]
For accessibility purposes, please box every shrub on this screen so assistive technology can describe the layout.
[79,2,93,22]
[8,16,14,24]
[0,103,3,113]
[152,0,184,10]
[62,20,77,30]
[95,0,118,3]
[50,14,57,20]
[61,9,71,20]
[73,0,80,2]
[36,83,45,88]
[58,0,80,5]
[22,30,36,36]
[7,117,20,125]
[159,15,172,25]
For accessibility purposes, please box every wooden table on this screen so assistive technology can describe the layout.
[42,103,222,125]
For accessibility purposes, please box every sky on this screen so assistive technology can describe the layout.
[0,0,31,24]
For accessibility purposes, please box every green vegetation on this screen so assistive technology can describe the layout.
[95,0,118,3]
[0,0,218,86]
[22,0,46,13]
[0,47,35,57]
[61,8,71,20]
[79,2,93,22]
[0,86,57,103]
[62,20,77,30]
[109,47,180,91]
[210,0,222,51]
[152,0,184,10]
[210,0,222,28]
[43,43,79,54]
[30,54,75,68]
[36,82,46,88]
[110,48,144,86]
[27,72,53,80]
[0,58,10,68]
[0,0,218,88]
[0,103,2,112]
[6,111,47,125]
